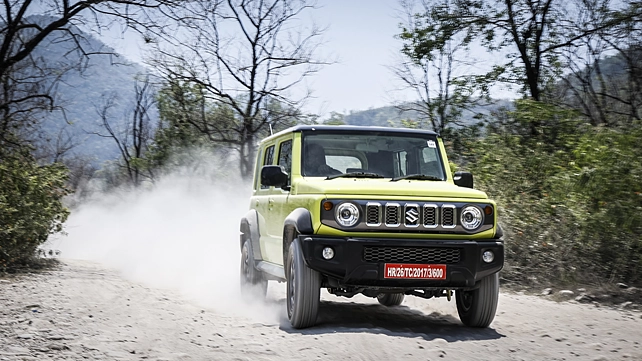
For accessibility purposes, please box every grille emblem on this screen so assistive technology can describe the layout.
[405,208,419,225]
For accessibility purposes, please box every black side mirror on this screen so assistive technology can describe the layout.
[454,171,474,189]
[261,165,288,188]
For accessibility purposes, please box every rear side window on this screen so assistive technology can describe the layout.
[260,145,275,189]
[264,145,275,166]
[278,140,293,182]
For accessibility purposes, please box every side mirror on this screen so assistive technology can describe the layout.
[261,165,288,187]
[454,171,474,189]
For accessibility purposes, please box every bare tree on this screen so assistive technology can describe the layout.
[92,76,157,186]
[0,0,177,153]
[394,0,491,134]
[555,0,642,126]
[404,0,642,103]
[149,0,327,179]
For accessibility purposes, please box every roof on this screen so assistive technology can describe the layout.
[262,124,439,143]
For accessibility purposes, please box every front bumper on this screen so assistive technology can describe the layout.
[299,236,504,289]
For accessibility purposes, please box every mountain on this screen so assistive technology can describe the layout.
[341,101,513,129]
[31,16,149,165]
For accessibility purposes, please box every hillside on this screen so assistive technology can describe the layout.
[341,101,513,129]
[32,16,149,164]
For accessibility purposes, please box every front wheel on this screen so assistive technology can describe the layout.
[286,241,321,329]
[376,293,405,307]
[240,239,267,300]
[455,273,499,328]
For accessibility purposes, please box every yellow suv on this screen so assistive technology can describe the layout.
[239,125,504,329]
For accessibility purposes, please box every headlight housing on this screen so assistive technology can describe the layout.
[335,202,360,227]
[460,205,483,230]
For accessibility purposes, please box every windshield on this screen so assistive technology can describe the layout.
[301,130,446,180]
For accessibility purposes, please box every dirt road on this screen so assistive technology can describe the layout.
[2,177,639,360]
[1,259,641,361]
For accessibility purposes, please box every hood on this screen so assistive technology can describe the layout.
[293,177,488,199]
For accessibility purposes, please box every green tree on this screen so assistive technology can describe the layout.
[396,0,490,134]
[402,0,642,107]
[459,100,641,284]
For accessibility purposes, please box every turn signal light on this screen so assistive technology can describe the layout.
[323,201,333,211]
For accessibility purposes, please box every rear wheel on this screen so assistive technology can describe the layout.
[455,273,499,328]
[376,293,405,306]
[286,241,321,329]
[240,239,267,300]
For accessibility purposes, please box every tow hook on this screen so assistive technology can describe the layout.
[446,289,452,301]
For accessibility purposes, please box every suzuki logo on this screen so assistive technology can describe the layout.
[405,208,419,225]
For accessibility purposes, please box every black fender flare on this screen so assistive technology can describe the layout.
[282,208,313,261]
[240,209,262,262]
[494,224,504,239]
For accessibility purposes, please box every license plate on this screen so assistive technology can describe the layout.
[383,263,446,280]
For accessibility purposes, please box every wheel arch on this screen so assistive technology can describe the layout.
[240,209,262,262]
[282,208,314,262]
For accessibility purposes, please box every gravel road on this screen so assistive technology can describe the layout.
[3,176,640,360]
[1,259,641,361]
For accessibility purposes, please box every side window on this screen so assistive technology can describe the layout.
[277,140,293,185]
[260,145,275,189]
[264,145,275,165]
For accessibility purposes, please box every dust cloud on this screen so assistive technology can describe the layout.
[52,157,285,325]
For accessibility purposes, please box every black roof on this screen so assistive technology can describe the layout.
[264,124,439,143]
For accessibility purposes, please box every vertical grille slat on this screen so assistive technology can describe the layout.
[366,203,381,226]
[423,204,438,228]
[385,203,400,227]
[442,205,456,228]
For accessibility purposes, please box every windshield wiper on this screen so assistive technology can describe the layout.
[391,174,443,182]
[326,172,384,180]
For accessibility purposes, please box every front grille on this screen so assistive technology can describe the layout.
[366,203,381,226]
[423,204,438,228]
[363,246,461,264]
[385,203,400,227]
[442,205,455,228]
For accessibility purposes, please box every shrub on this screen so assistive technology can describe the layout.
[453,100,642,285]
[0,147,70,271]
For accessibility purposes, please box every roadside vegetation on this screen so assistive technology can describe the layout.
[1,0,640,289]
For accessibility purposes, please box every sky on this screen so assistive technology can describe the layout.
[100,1,415,119]
[301,1,411,116]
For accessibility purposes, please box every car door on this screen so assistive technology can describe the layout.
[253,143,275,261]
[263,137,293,266]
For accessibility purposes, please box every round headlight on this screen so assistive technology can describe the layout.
[460,205,483,230]
[335,202,360,227]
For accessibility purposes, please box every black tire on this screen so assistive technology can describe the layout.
[376,293,405,306]
[455,273,499,328]
[240,239,267,300]
[286,241,321,329]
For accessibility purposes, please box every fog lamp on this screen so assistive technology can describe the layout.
[482,250,495,263]
[322,247,335,260]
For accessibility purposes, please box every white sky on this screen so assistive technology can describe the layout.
[303,1,410,116]
[100,1,514,120]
